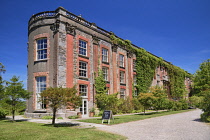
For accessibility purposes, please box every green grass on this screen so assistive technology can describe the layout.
[0,119,126,140]
[79,109,195,125]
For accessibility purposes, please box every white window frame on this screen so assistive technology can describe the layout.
[36,38,47,60]
[36,76,46,109]
[119,54,124,67]
[120,89,125,99]
[102,67,109,81]
[102,48,108,62]
[120,71,125,84]
[79,61,87,78]
[79,40,87,56]
[133,75,137,85]
[79,84,87,97]
[133,59,136,71]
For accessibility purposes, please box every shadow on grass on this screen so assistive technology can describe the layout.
[0,118,30,122]
[134,112,159,116]
[43,122,80,127]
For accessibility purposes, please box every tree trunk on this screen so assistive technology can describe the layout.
[12,109,15,122]
[52,108,57,126]
[144,107,145,115]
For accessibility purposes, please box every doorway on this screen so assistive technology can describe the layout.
[80,99,88,118]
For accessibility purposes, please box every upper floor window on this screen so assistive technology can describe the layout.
[102,67,109,81]
[36,76,46,109]
[133,75,137,85]
[133,59,136,71]
[79,40,87,56]
[79,61,87,78]
[37,38,47,60]
[119,54,124,67]
[102,48,108,62]
[120,71,125,84]
[79,84,87,97]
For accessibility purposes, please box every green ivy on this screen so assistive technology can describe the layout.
[110,34,192,99]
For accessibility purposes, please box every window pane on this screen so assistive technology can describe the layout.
[36,76,46,109]
[102,48,108,62]
[37,38,47,60]
[79,85,87,96]
[79,61,87,77]
[79,40,87,56]
[119,54,124,67]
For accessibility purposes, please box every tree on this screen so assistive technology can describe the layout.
[0,63,6,100]
[149,86,167,111]
[94,69,107,95]
[200,91,210,122]
[138,92,155,114]
[4,76,30,121]
[194,59,210,96]
[193,59,210,122]
[40,86,81,126]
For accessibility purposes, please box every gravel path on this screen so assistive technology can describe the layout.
[97,109,210,140]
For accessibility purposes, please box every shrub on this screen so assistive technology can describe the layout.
[132,97,143,111]
[0,108,8,118]
[164,99,174,111]
[118,97,133,114]
[172,101,182,111]
[41,116,53,120]
[201,112,210,122]
[179,99,188,110]
[68,115,78,119]
[57,117,63,119]
[189,96,203,108]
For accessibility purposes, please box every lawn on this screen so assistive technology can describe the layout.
[0,119,126,140]
[79,109,195,125]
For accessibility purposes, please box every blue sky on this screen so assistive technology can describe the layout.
[0,0,210,88]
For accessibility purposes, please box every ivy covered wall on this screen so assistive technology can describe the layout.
[110,34,192,99]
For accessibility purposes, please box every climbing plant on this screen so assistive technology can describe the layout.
[110,34,192,99]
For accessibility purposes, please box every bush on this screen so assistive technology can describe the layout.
[118,97,133,114]
[41,116,53,120]
[132,97,143,111]
[164,99,174,111]
[179,99,188,110]
[189,96,203,108]
[0,108,8,118]
[57,117,63,119]
[201,112,210,122]
[171,101,181,111]
[68,115,79,119]
[96,93,119,114]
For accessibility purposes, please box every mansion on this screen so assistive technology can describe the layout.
[26,7,192,118]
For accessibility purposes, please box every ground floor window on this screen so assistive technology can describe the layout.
[36,76,46,109]
[120,88,126,99]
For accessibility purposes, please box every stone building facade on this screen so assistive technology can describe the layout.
[26,7,192,118]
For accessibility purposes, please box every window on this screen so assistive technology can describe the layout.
[79,85,87,97]
[133,59,136,71]
[120,89,125,99]
[120,71,125,83]
[102,48,108,62]
[134,90,138,97]
[79,40,87,56]
[119,54,124,67]
[133,75,137,85]
[37,38,47,60]
[106,88,109,95]
[79,61,87,77]
[36,76,46,109]
[102,67,108,81]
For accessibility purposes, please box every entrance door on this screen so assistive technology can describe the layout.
[80,99,88,118]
